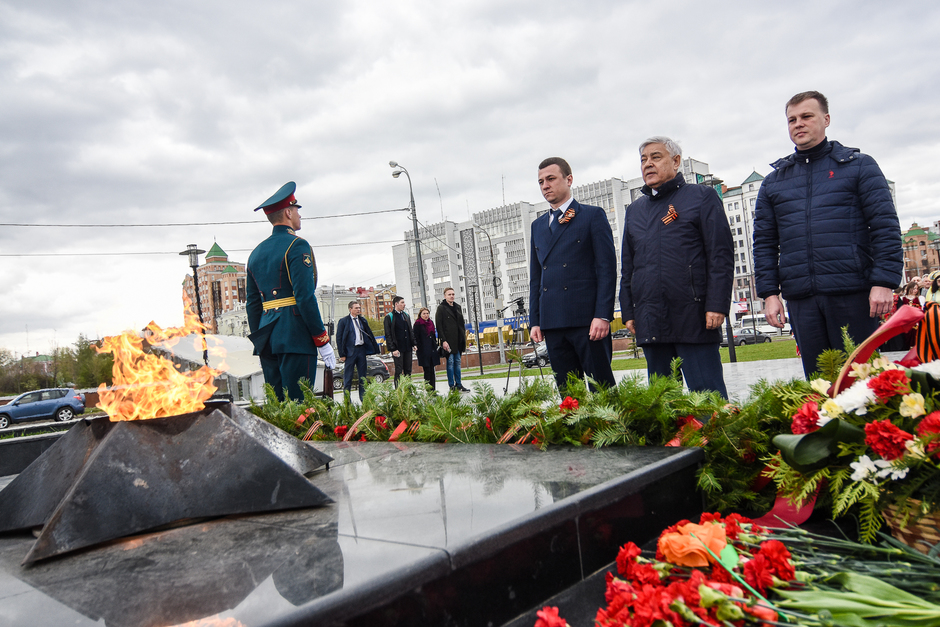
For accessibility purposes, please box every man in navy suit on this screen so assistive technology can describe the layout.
[529,157,618,391]
[335,300,380,401]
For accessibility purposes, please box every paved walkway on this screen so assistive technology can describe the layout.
[463,352,909,402]
[464,358,803,402]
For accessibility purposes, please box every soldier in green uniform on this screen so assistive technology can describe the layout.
[246,182,335,401]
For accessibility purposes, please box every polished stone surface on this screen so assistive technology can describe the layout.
[0,441,702,627]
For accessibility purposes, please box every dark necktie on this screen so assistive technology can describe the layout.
[550,209,561,233]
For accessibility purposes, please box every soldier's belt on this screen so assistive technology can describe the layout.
[263,297,297,310]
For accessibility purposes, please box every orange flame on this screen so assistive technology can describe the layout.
[96,297,223,421]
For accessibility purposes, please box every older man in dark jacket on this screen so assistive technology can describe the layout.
[753,91,903,377]
[620,137,734,397]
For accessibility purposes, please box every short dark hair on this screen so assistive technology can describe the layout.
[392,295,404,305]
[786,91,829,114]
[538,157,571,177]
[347,300,360,310]
[265,208,286,225]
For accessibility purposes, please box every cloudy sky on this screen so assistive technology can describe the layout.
[1,0,937,357]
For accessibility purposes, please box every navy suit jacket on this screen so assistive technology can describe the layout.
[335,314,380,359]
[528,199,617,330]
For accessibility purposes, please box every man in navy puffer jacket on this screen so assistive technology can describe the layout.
[753,91,902,377]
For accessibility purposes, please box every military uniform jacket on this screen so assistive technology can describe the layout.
[246,225,328,357]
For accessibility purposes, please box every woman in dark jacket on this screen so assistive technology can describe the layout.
[413,307,440,390]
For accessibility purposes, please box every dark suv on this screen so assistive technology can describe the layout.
[522,341,550,368]
[0,388,85,429]
[332,356,390,390]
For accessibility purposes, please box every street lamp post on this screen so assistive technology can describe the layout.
[179,244,209,366]
[473,222,505,364]
[464,280,485,376]
[390,161,429,309]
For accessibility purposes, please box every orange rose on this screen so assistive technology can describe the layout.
[658,522,728,567]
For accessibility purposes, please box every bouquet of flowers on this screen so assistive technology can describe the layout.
[766,356,940,543]
[536,512,940,627]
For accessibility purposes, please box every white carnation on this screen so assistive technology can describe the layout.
[831,379,877,416]
[911,360,940,378]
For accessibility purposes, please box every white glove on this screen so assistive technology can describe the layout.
[318,343,337,369]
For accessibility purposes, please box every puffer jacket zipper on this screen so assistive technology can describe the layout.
[804,156,816,293]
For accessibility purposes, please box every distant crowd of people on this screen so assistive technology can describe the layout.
[243,89,905,403]
[876,272,940,352]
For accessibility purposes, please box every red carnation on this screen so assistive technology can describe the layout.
[534,606,567,627]
[743,553,775,595]
[723,517,742,541]
[725,512,764,535]
[917,411,940,452]
[604,576,635,605]
[616,542,642,577]
[865,420,914,460]
[699,512,723,524]
[375,415,388,430]
[666,569,705,608]
[602,574,635,620]
[756,539,795,581]
[791,401,821,434]
[709,564,734,584]
[677,414,697,428]
[485,417,493,431]
[745,603,779,624]
[559,396,579,412]
[867,369,910,401]
[333,425,349,437]
[632,585,680,627]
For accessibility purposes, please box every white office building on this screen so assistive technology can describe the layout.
[721,171,765,314]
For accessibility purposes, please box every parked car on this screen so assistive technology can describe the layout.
[522,341,550,367]
[720,327,773,347]
[0,388,85,429]
[758,322,792,335]
[331,356,390,390]
[611,328,633,339]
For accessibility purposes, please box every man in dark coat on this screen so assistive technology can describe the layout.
[435,287,469,392]
[383,296,414,387]
[529,157,617,391]
[620,137,734,397]
[753,91,903,377]
[336,300,380,401]
[246,182,335,402]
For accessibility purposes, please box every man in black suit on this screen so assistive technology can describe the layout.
[528,157,617,391]
[335,300,380,401]
[383,296,415,387]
